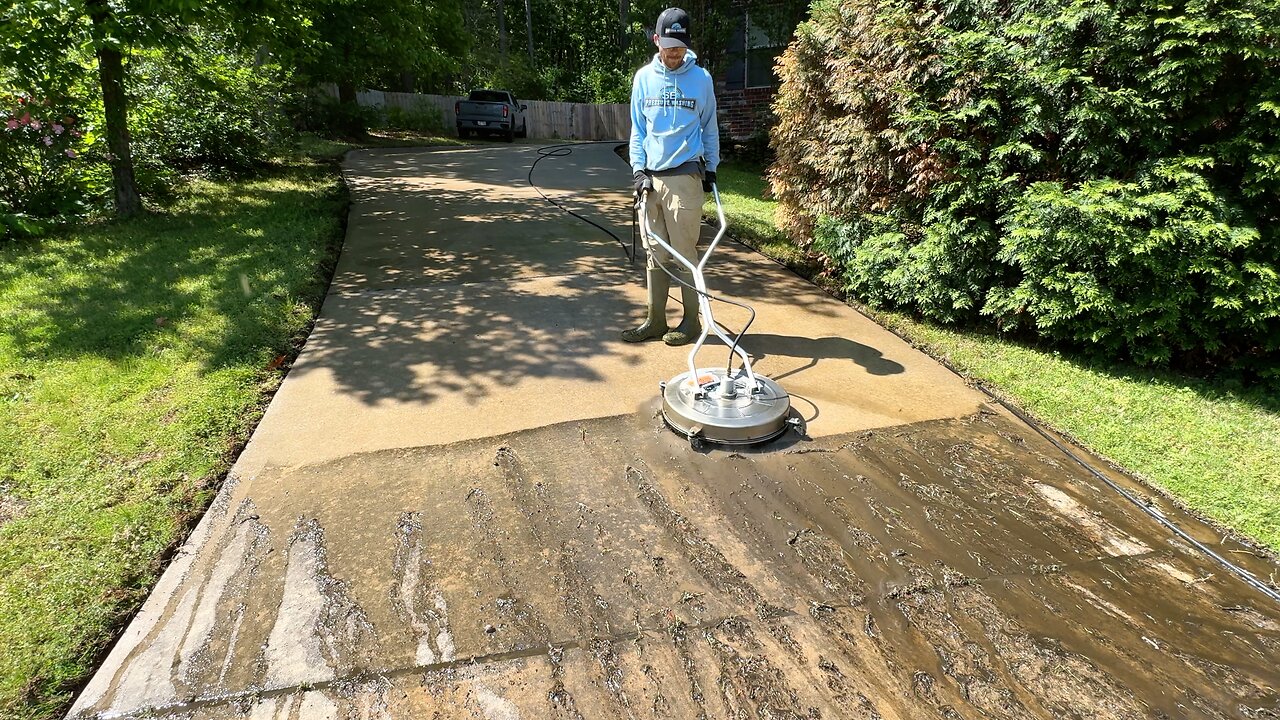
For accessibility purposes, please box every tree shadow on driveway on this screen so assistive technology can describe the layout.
[297,271,643,406]
[306,144,867,409]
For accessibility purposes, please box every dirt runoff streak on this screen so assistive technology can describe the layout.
[70,409,1280,719]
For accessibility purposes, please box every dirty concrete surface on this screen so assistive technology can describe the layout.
[69,144,1280,719]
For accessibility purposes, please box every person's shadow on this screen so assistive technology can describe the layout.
[741,334,906,380]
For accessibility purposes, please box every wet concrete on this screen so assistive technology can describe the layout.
[71,408,1280,719]
[68,143,1280,719]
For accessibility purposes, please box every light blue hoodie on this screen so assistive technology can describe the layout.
[629,49,720,175]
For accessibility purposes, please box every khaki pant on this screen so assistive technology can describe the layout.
[643,173,703,272]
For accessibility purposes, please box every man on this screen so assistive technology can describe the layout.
[623,7,720,346]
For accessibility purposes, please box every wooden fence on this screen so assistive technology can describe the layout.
[330,87,631,141]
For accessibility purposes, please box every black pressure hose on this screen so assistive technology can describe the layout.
[528,143,637,263]
[527,142,755,375]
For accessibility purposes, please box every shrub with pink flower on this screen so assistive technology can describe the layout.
[1,92,89,232]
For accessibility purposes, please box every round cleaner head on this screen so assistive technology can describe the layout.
[662,368,791,446]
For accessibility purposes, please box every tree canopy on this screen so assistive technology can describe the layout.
[295,0,468,101]
[2,0,308,215]
[0,0,808,220]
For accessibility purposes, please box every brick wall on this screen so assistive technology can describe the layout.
[717,84,776,140]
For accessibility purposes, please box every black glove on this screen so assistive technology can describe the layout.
[702,170,717,193]
[633,170,653,196]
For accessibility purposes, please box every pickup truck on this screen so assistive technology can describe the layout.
[455,90,528,142]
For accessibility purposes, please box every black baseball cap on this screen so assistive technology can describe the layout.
[656,7,691,49]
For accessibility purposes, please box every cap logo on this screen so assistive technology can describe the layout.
[668,22,684,32]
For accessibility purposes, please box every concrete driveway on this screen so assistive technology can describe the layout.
[69,143,1280,719]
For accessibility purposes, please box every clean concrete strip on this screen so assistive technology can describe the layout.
[235,143,982,473]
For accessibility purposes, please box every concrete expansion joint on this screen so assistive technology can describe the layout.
[86,610,807,719]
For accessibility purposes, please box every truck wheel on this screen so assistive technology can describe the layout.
[505,127,515,143]
[457,126,467,139]
[518,121,527,139]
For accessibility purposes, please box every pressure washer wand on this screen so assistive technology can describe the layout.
[639,186,759,392]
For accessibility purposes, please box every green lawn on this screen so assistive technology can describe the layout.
[709,163,815,273]
[0,129,521,719]
[0,157,346,718]
[298,129,468,160]
[708,160,1280,553]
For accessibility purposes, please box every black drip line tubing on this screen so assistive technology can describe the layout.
[528,141,754,374]
[984,390,1280,604]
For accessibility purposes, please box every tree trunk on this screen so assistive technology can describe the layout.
[523,0,535,65]
[86,0,141,218]
[338,80,357,106]
[496,0,508,61]
[337,80,364,136]
[619,0,629,61]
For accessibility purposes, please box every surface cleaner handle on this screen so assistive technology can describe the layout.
[636,184,725,278]
[699,183,728,272]
[638,187,758,391]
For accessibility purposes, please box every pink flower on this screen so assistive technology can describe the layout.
[31,119,41,130]
[53,123,64,135]
[71,130,82,138]
[65,148,77,158]
[18,112,30,125]
[5,119,16,131]
[43,136,53,146]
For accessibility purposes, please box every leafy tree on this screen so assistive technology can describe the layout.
[456,0,805,103]
[128,35,297,176]
[0,0,305,217]
[293,0,467,131]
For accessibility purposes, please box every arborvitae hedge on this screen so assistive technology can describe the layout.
[771,0,1280,371]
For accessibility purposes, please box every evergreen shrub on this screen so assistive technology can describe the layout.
[770,0,1280,371]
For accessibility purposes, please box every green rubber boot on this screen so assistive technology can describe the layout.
[621,268,669,343]
[663,284,701,346]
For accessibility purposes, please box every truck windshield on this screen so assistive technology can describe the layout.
[468,91,510,103]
